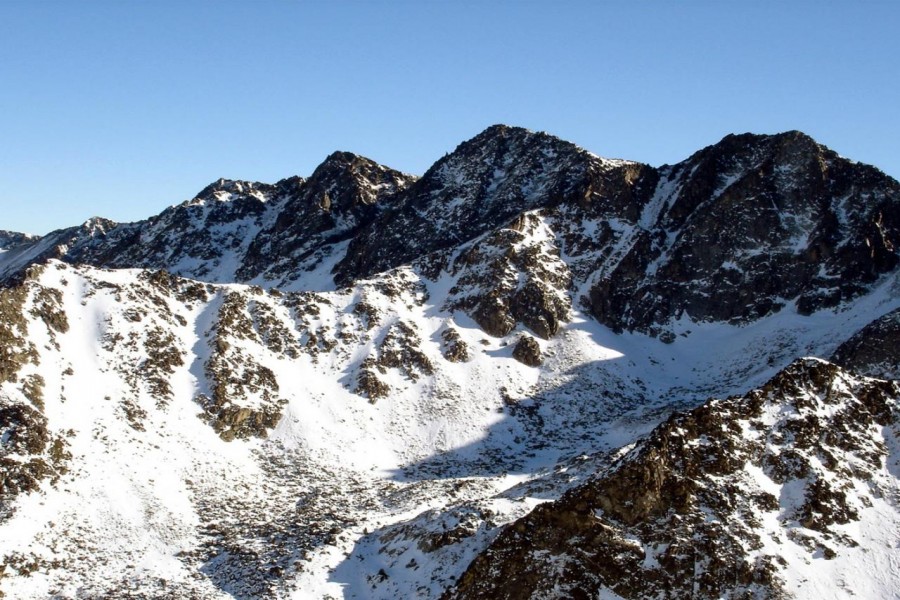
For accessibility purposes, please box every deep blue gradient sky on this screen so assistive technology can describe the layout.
[2,1,898,235]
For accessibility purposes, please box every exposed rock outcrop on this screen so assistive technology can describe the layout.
[832,307,900,379]
[447,359,900,600]
[511,335,541,367]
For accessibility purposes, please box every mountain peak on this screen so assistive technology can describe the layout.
[700,129,827,166]
[233,149,416,285]
[319,149,371,165]
[461,123,577,152]
[193,177,272,202]
[302,149,413,210]
[313,150,371,175]
[470,123,527,139]
[79,217,117,235]
[308,150,407,190]
[333,124,608,284]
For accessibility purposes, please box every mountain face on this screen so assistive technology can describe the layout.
[236,152,415,286]
[332,125,646,285]
[0,126,898,599]
[588,132,900,337]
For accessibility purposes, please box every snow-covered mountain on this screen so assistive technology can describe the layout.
[0,125,898,599]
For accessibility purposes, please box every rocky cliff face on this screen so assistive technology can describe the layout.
[832,307,900,379]
[332,125,646,285]
[587,132,900,338]
[0,125,898,599]
[236,152,415,286]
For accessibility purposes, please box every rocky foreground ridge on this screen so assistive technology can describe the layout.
[0,125,898,598]
[447,358,900,599]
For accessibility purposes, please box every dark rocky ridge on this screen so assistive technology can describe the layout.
[446,359,900,600]
[587,131,900,337]
[236,151,415,284]
[1,126,898,341]
[0,156,414,288]
[832,307,900,379]
[0,231,37,252]
[332,124,635,285]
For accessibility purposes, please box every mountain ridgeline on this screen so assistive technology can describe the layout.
[0,125,898,599]
[2,126,897,339]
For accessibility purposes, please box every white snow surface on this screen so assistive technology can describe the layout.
[0,248,897,598]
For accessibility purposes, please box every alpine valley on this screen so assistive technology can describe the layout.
[0,125,898,599]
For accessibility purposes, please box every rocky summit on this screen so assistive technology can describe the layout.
[0,125,898,599]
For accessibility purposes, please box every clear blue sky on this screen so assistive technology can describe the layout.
[1,1,898,235]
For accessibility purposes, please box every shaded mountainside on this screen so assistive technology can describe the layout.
[0,231,38,253]
[447,359,900,600]
[0,125,899,599]
[832,307,900,380]
[587,131,900,338]
[236,152,415,286]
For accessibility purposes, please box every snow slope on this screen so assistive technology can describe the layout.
[0,253,896,598]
